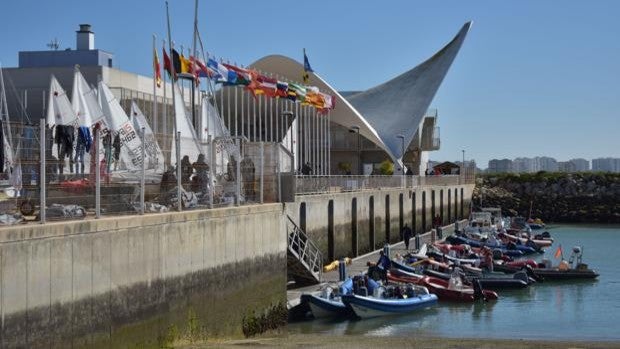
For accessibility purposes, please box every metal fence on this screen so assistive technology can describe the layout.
[0,120,291,225]
[295,174,474,195]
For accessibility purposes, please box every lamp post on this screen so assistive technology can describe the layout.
[396,134,405,172]
[397,134,405,187]
[349,125,361,175]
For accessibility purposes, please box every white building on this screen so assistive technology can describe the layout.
[592,158,620,172]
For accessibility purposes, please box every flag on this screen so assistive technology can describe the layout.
[302,48,313,84]
[257,74,278,97]
[192,56,212,78]
[163,47,173,78]
[223,63,251,86]
[275,81,288,98]
[153,47,162,88]
[554,244,563,259]
[171,49,184,75]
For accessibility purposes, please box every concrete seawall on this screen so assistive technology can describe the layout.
[286,184,474,262]
[0,204,286,348]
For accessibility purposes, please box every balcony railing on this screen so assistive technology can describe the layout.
[295,174,473,195]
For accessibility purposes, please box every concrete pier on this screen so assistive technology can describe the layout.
[0,204,286,348]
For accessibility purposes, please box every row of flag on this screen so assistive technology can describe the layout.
[152,47,335,113]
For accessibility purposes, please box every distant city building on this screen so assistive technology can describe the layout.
[487,159,513,173]
[569,158,590,172]
[558,161,576,173]
[537,156,558,172]
[592,158,620,173]
[513,157,535,173]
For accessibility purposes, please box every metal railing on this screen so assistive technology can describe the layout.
[286,215,323,283]
[295,174,473,195]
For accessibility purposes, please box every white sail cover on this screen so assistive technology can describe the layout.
[98,81,144,171]
[46,75,79,127]
[72,70,103,127]
[171,82,203,165]
[200,94,237,173]
[130,101,164,173]
[0,65,20,193]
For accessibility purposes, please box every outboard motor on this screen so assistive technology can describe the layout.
[471,278,486,301]
[523,265,543,282]
[513,271,530,284]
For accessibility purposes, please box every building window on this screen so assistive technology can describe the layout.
[108,58,113,68]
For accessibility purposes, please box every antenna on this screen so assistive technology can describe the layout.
[46,38,60,51]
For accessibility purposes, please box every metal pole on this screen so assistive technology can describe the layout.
[277,144,281,203]
[152,34,158,135]
[162,40,168,164]
[140,126,146,215]
[176,131,182,211]
[234,86,238,137]
[260,142,264,203]
[39,119,46,224]
[235,139,241,206]
[209,136,214,208]
[95,126,101,218]
[328,110,331,175]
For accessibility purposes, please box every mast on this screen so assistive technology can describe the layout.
[165,1,182,212]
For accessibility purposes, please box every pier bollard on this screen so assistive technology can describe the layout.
[415,235,420,250]
[338,258,346,281]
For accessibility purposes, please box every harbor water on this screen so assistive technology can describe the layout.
[288,224,620,341]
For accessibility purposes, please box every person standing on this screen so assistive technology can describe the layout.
[402,223,413,251]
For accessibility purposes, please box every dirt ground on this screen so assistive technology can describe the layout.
[179,333,620,349]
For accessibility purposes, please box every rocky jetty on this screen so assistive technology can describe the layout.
[474,172,620,223]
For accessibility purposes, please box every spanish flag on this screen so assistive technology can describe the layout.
[554,244,563,259]
[153,47,162,88]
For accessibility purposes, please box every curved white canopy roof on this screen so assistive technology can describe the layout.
[250,21,472,162]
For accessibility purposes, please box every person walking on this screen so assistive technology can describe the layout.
[402,223,413,251]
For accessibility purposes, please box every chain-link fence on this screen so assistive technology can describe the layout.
[0,120,291,226]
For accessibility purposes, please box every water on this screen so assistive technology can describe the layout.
[289,224,620,341]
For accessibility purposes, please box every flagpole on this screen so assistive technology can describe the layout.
[165,1,181,211]
[152,34,158,135]
[162,39,168,168]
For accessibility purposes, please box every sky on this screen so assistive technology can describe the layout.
[1,0,619,168]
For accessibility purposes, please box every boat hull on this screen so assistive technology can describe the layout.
[301,294,350,318]
[341,294,437,319]
[532,269,599,280]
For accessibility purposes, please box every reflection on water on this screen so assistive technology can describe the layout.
[289,225,620,341]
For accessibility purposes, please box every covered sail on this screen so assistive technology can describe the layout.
[130,101,164,173]
[171,81,202,165]
[72,69,103,127]
[98,81,144,171]
[200,94,237,173]
[0,65,20,193]
[46,75,79,127]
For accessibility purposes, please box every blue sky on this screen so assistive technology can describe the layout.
[1,0,619,167]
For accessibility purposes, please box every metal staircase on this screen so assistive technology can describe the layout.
[286,215,323,285]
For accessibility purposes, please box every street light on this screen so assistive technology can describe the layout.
[349,125,361,174]
[462,149,465,176]
[396,134,405,174]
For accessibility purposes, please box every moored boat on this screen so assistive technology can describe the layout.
[341,285,437,319]
[419,275,499,302]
